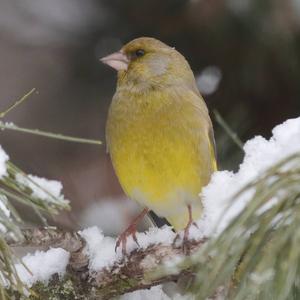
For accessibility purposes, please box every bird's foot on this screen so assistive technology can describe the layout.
[173,204,199,254]
[115,222,139,256]
[182,224,192,255]
[182,220,198,255]
[115,208,149,256]
[172,221,198,254]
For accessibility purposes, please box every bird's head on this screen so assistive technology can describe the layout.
[100,37,197,92]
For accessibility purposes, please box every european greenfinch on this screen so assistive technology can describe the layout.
[101,37,217,253]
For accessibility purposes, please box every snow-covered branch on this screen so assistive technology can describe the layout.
[7,227,206,300]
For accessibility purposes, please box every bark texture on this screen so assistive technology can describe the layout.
[7,227,207,300]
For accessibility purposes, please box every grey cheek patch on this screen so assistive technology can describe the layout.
[148,57,170,76]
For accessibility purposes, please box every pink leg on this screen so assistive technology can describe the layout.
[115,208,149,255]
[174,204,198,254]
[183,204,194,243]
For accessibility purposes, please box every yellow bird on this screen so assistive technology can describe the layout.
[101,37,217,253]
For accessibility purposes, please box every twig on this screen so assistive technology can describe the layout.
[6,227,83,251]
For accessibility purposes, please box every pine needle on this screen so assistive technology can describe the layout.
[214,110,244,151]
[0,121,102,146]
[0,88,36,119]
[189,153,300,299]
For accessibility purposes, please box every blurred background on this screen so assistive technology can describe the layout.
[0,0,299,233]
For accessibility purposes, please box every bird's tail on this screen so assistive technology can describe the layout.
[147,211,171,229]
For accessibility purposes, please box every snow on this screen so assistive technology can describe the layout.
[80,226,118,270]
[249,269,275,285]
[0,195,11,233]
[0,145,9,179]
[197,117,300,236]
[15,248,70,287]
[120,285,194,300]
[120,286,171,300]
[16,173,67,203]
[0,196,10,219]
[133,226,175,249]
[80,225,175,271]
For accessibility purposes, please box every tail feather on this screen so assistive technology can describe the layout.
[147,211,171,228]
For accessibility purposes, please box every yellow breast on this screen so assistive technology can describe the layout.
[106,86,216,230]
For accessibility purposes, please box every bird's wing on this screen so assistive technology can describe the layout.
[184,89,218,171]
[208,124,218,170]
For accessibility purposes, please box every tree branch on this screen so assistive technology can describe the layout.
[7,227,207,299]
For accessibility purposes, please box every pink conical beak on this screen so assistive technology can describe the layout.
[100,51,129,71]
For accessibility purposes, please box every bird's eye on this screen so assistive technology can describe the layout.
[134,49,145,58]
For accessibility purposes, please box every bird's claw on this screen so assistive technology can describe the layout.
[132,231,140,246]
[115,223,139,256]
[182,222,198,255]
[172,233,180,247]
[192,221,199,229]
[172,220,199,253]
